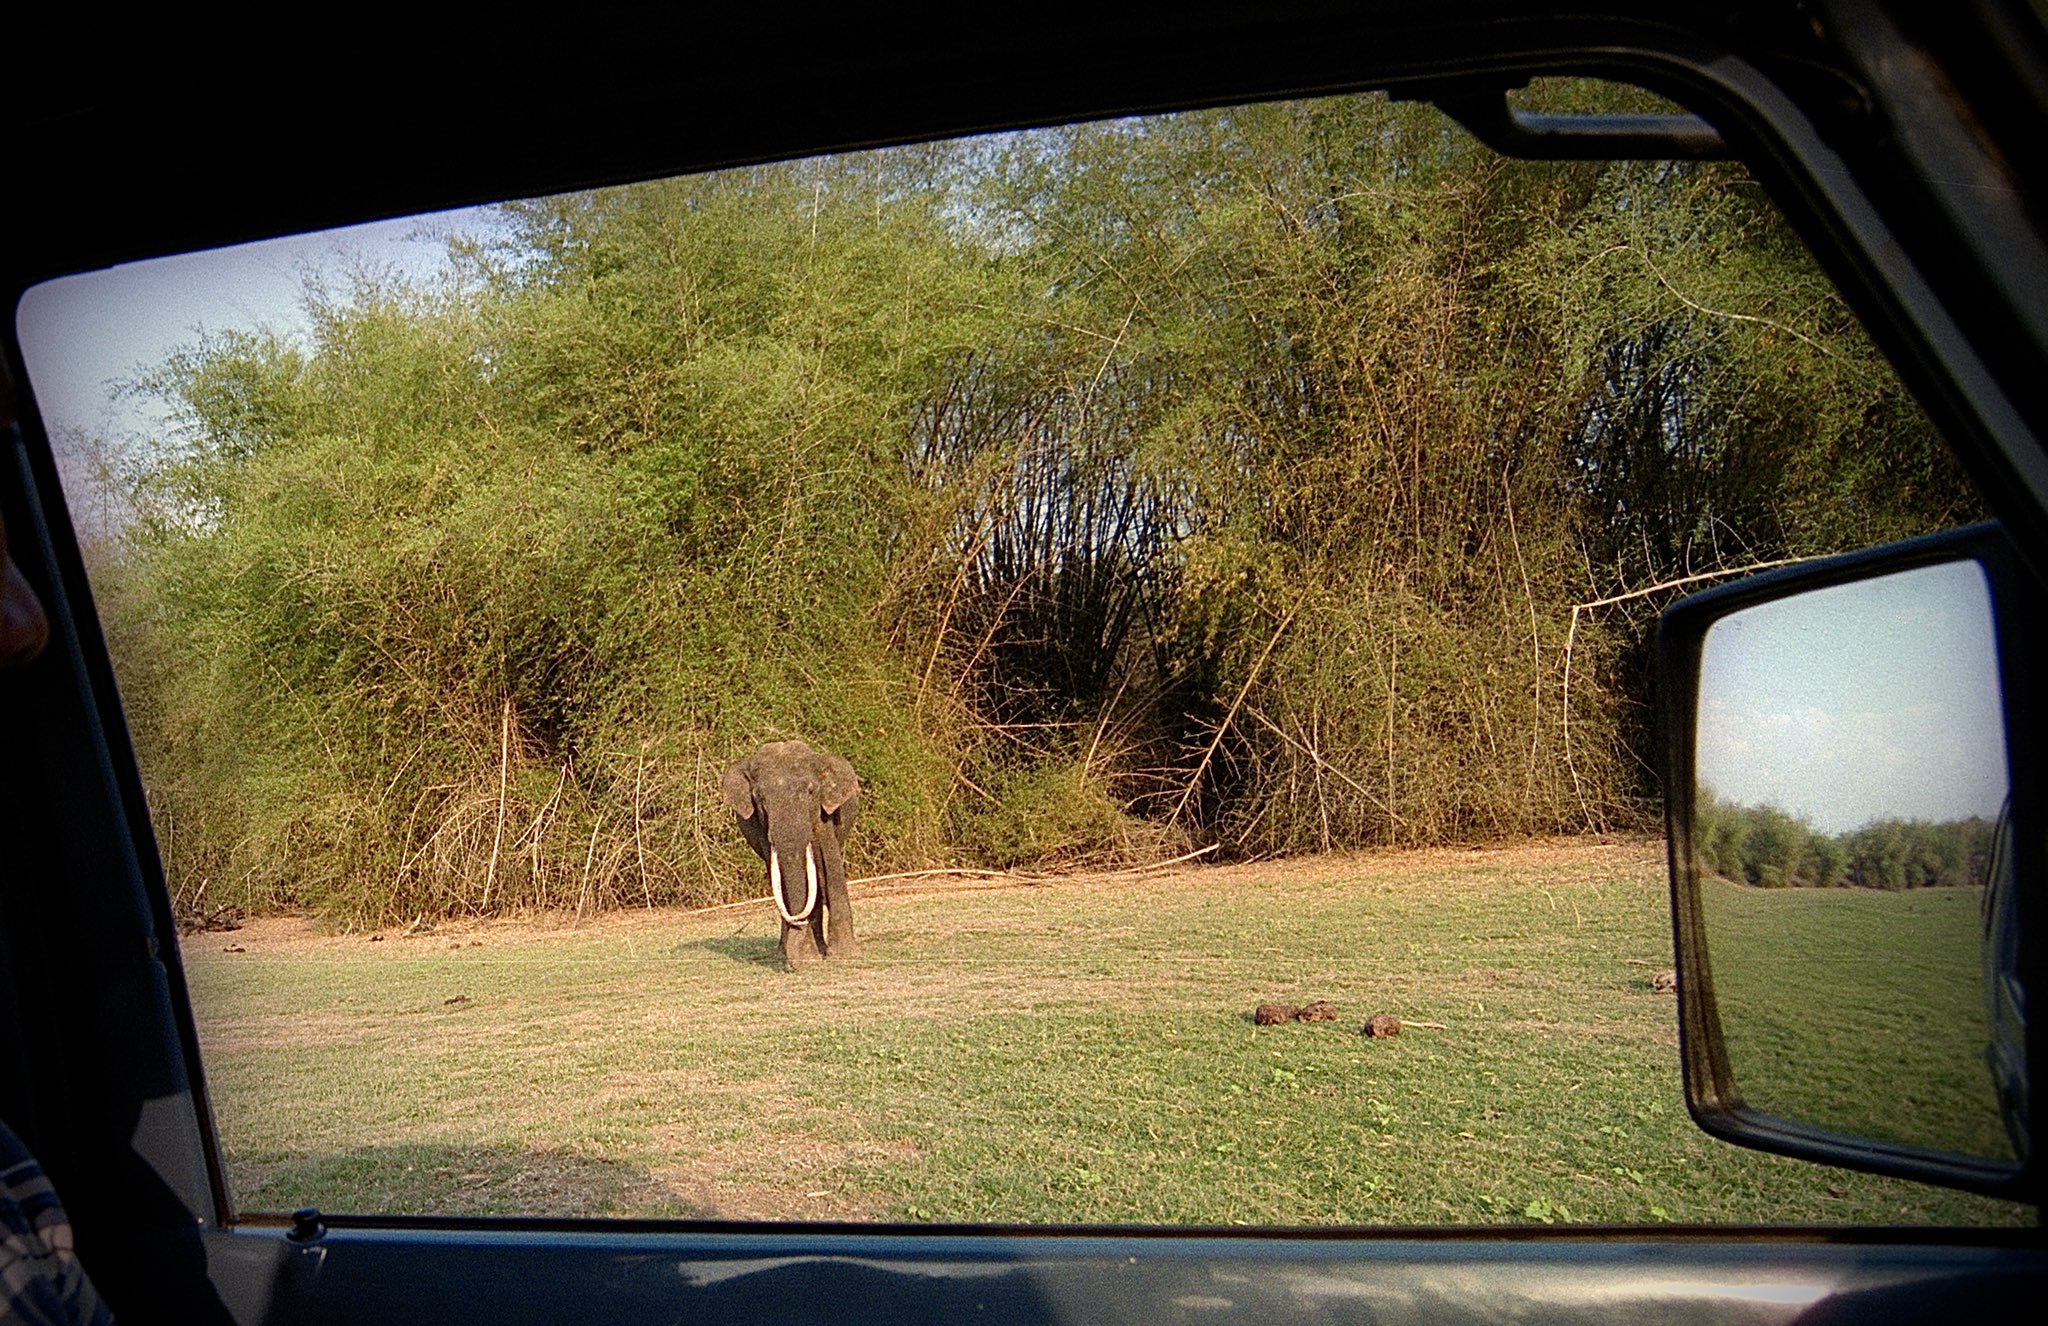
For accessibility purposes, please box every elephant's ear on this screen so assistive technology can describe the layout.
[720,759,757,820]
[816,752,859,815]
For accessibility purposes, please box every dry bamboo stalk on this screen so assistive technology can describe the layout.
[952,765,1000,806]
[1569,556,1811,614]
[633,746,652,909]
[1385,626,1398,832]
[524,760,571,906]
[1245,706,1395,819]
[481,698,511,912]
[1500,466,1542,792]
[1082,668,1135,778]
[954,573,1032,703]
[577,815,602,921]
[1561,607,1590,824]
[1307,706,1329,853]
[688,756,722,890]
[914,456,1013,715]
[1170,604,1301,827]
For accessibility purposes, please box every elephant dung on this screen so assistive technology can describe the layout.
[1254,1003,1299,1026]
[1296,1000,1339,1022]
[1363,1014,1402,1038]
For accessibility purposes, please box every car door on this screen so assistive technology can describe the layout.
[1,4,2042,1323]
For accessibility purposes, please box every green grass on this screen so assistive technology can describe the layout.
[1703,878,2013,1160]
[183,839,2032,1227]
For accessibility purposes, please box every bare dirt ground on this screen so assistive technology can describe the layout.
[213,833,1666,957]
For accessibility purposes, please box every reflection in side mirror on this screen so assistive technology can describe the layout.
[1662,529,2036,1199]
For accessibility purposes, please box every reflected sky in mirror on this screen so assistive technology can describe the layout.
[1696,560,2007,833]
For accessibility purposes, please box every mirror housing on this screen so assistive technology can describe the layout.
[1658,523,2042,1200]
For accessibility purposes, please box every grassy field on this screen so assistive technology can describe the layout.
[183,838,2032,1227]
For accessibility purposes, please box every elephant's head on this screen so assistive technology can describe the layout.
[720,740,859,926]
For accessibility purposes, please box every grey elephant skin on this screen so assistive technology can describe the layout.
[721,740,861,969]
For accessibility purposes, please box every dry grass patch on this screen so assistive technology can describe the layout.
[651,1136,923,1222]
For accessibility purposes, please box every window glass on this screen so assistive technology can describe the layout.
[15,88,2019,1226]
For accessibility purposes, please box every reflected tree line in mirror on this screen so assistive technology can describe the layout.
[1694,790,1997,890]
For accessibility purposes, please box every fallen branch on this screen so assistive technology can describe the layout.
[676,893,795,917]
[1569,557,1812,616]
[852,866,1009,885]
[873,844,1223,886]
[988,843,1221,881]
[1560,555,1813,823]
[672,845,1223,918]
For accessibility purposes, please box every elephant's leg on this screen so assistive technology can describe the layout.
[814,817,858,959]
[822,877,857,959]
[780,918,824,969]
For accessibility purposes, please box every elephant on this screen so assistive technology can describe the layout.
[721,739,860,969]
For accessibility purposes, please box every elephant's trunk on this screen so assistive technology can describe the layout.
[769,842,820,925]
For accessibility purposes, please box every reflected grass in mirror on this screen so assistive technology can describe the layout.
[1702,878,2013,1160]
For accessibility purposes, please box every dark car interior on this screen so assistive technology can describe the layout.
[3,4,2044,1322]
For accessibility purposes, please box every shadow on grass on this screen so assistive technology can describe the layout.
[698,934,784,968]
[227,1141,711,1219]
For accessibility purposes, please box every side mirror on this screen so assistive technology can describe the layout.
[1659,524,2040,1200]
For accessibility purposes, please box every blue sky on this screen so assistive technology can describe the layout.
[14,208,495,443]
[1695,558,2008,833]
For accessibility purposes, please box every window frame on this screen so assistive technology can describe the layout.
[2,5,2044,1322]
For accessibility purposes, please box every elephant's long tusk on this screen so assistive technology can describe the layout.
[770,844,819,926]
[804,842,820,922]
